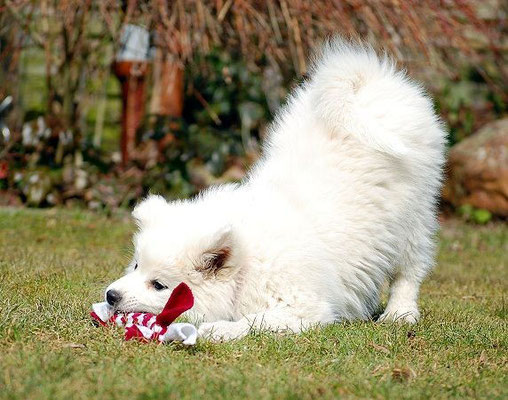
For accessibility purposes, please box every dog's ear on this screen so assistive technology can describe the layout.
[132,195,168,227]
[197,226,233,278]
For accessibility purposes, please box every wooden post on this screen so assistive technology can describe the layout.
[113,61,149,166]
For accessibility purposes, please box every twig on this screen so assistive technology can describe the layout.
[5,0,45,47]
[192,89,222,126]
[267,0,282,44]
[292,17,306,75]
[217,0,233,22]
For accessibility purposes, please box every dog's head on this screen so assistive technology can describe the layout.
[105,193,242,320]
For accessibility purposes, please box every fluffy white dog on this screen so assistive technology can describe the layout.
[105,39,446,341]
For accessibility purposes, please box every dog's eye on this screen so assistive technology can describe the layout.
[152,280,167,291]
[134,263,138,270]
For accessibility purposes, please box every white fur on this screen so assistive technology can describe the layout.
[106,39,446,341]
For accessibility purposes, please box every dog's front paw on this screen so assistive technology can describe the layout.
[378,304,420,324]
[198,320,249,342]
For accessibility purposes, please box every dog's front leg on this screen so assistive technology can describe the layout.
[198,308,313,342]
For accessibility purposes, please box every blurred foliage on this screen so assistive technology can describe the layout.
[458,204,493,225]
[0,0,506,211]
[135,48,277,199]
[435,66,506,146]
[1,42,506,210]
[0,49,277,209]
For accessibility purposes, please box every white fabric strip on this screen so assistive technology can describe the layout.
[159,323,198,346]
[92,302,114,321]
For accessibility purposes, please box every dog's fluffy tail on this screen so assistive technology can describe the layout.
[309,38,444,157]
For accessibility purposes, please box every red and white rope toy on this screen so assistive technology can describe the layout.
[91,282,197,345]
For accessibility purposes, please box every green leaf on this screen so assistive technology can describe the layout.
[472,208,492,224]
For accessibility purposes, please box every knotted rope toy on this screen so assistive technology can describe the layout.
[90,282,197,345]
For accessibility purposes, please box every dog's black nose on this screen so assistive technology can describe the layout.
[106,289,122,306]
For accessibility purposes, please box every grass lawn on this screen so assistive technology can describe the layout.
[0,208,506,399]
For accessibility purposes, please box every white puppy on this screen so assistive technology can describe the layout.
[105,39,446,341]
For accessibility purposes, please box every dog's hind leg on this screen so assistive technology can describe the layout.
[379,221,437,324]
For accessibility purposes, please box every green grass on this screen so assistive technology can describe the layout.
[0,208,506,399]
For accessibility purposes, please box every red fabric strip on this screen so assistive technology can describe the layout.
[155,282,194,326]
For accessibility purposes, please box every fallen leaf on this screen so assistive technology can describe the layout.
[392,366,416,382]
[62,343,86,349]
[370,342,390,354]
